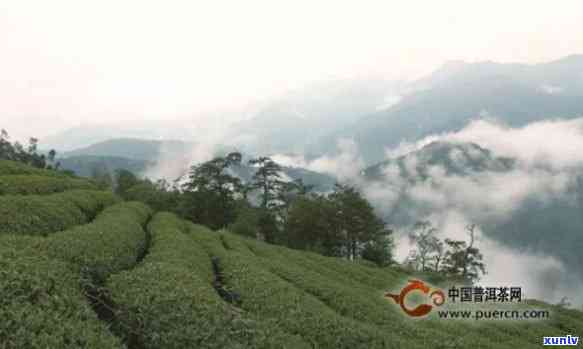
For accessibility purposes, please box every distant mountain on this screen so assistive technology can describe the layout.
[362,141,520,227]
[173,162,337,193]
[314,55,583,164]
[63,138,195,161]
[415,54,583,94]
[42,121,198,152]
[237,164,336,192]
[60,138,337,192]
[226,77,405,155]
[42,78,402,156]
[363,141,515,181]
[58,155,151,177]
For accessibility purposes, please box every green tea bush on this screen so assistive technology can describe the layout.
[0,175,98,195]
[109,213,307,348]
[240,234,526,348]
[42,201,152,283]
[0,234,44,252]
[240,234,583,348]
[0,159,66,177]
[0,246,123,348]
[273,240,399,291]
[58,190,120,220]
[144,215,214,282]
[189,231,395,348]
[0,190,119,236]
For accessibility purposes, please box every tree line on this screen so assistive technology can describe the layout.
[112,151,395,267]
[0,129,60,170]
[109,151,488,281]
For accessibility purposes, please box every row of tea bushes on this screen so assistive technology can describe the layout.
[240,234,523,349]
[0,236,124,348]
[0,202,151,348]
[190,230,397,349]
[42,201,152,283]
[0,175,98,195]
[243,234,578,348]
[108,213,307,348]
[268,239,398,291]
[0,190,119,236]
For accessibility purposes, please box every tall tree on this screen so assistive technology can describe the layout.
[328,183,389,261]
[407,221,440,272]
[180,152,243,229]
[90,165,113,190]
[278,178,313,226]
[285,194,342,256]
[444,224,486,283]
[228,200,261,239]
[361,233,394,267]
[431,238,446,272]
[114,169,140,198]
[248,156,286,210]
[247,156,288,243]
[0,129,10,159]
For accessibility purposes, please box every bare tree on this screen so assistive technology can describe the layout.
[408,221,439,272]
[462,224,477,278]
[431,238,446,272]
[556,296,571,308]
[444,223,486,283]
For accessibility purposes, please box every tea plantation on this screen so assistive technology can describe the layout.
[1,159,582,348]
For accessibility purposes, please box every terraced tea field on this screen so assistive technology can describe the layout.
[1,160,582,348]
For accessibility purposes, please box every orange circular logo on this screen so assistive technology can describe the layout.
[384,280,445,317]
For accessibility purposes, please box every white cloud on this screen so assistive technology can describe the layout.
[370,118,583,306]
[394,208,583,305]
[384,135,442,159]
[539,84,564,95]
[270,154,311,169]
[448,118,583,170]
[143,122,229,180]
[385,118,583,170]
[375,94,402,110]
[271,138,365,182]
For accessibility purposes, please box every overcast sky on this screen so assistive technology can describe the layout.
[2,0,583,140]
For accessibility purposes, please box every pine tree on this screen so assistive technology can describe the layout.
[248,156,286,210]
[328,183,389,261]
[180,152,243,229]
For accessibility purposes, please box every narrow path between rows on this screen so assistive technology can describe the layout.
[83,214,153,349]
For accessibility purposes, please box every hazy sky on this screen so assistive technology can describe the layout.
[2,0,583,140]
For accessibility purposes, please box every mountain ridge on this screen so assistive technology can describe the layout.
[312,55,583,164]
